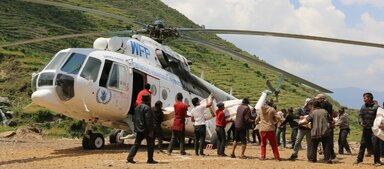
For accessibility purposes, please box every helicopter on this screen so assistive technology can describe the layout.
[3,0,384,150]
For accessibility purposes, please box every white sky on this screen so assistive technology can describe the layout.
[161,0,384,92]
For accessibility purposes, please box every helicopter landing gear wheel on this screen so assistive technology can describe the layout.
[82,122,105,150]
[109,129,124,144]
[82,135,91,150]
[90,133,105,149]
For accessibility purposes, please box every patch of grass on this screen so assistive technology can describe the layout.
[0,126,16,133]
[45,128,69,138]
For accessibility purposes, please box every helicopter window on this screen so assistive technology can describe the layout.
[107,63,129,91]
[184,98,189,106]
[61,53,86,75]
[151,84,157,96]
[182,57,190,71]
[45,52,67,70]
[161,89,168,100]
[38,72,55,87]
[80,57,101,82]
[32,73,38,92]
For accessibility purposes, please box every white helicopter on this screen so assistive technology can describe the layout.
[6,0,384,150]
[30,29,280,149]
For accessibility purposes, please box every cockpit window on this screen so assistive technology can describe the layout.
[61,53,86,75]
[80,57,101,82]
[45,52,68,70]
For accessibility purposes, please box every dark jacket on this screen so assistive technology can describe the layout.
[359,102,379,129]
[235,104,253,129]
[320,100,333,115]
[280,114,299,128]
[152,107,163,126]
[133,102,154,133]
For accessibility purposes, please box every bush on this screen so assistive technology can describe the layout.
[68,120,86,138]
[32,110,54,123]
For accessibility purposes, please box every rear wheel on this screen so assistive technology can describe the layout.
[109,129,124,144]
[109,129,118,144]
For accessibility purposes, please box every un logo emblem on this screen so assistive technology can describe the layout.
[96,88,112,104]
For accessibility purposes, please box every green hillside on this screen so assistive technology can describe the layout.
[0,0,348,137]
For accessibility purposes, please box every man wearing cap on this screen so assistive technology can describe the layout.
[216,102,233,156]
[289,98,314,161]
[335,106,352,155]
[190,95,214,156]
[354,92,382,166]
[127,94,157,164]
[152,101,164,151]
[256,99,281,161]
[303,100,332,164]
[315,93,336,159]
[230,98,255,159]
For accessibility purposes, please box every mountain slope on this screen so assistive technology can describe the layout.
[0,0,339,110]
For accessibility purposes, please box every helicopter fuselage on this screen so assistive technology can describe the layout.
[30,35,247,140]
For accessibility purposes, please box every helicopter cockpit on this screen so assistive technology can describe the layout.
[32,49,98,102]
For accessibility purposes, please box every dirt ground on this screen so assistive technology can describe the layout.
[0,132,382,169]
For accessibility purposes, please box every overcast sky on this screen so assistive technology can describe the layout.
[161,0,384,93]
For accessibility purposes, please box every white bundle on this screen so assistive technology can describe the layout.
[372,107,384,141]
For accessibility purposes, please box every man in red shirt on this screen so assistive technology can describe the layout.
[135,84,151,106]
[216,102,233,156]
[167,93,189,155]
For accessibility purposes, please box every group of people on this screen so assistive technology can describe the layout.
[126,84,384,166]
[257,92,382,166]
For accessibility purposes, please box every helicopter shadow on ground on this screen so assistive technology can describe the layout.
[0,144,122,166]
[0,137,197,166]
[50,139,196,154]
[0,142,173,166]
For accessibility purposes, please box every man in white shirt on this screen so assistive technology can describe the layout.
[191,95,214,156]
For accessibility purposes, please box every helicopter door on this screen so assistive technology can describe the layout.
[105,62,131,118]
[128,70,145,115]
[146,75,160,106]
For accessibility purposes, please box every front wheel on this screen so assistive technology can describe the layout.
[82,136,91,150]
[90,133,105,149]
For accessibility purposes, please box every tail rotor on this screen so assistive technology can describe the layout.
[266,74,284,102]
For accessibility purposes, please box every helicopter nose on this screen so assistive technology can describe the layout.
[31,89,61,109]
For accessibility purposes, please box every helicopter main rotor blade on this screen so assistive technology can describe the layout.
[0,30,135,48]
[181,35,332,93]
[177,28,384,49]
